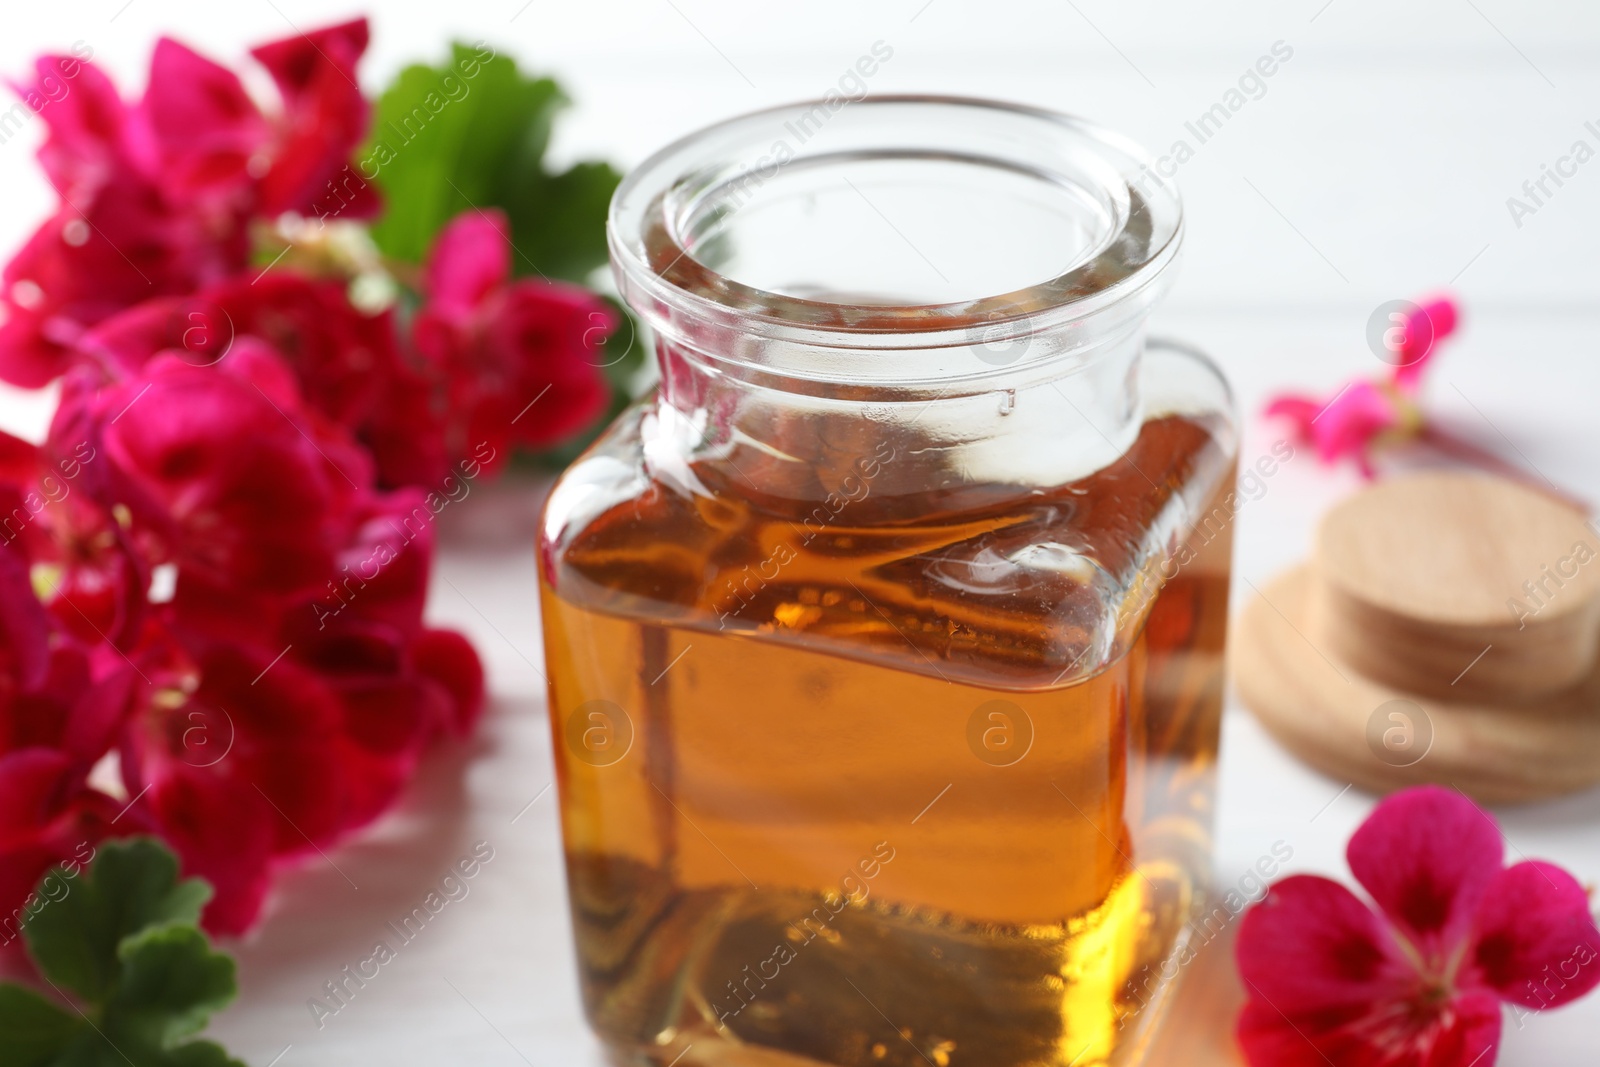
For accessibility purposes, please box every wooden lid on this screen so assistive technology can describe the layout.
[1235,566,1600,804]
[1309,472,1600,701]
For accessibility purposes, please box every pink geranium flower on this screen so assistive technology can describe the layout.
[249,19,377,220]
[0,748,140,944]
[1390,296,1458,390]
[90,342,369,599]
[0,420,149,649]
[0,18,591,940]
[0,19,376,388]
[0,541,143,939]
[0,537,133,770]
[1266,296,1458,475]
[142,38,267,206]
[1236,786,1600,1066]
[119,633,358,934]
[123,489,481,933]
[80,271,402,432]
[391,208,616,479]
[287,491,487,741]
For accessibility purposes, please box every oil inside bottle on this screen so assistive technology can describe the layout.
[541,413,1235,1067]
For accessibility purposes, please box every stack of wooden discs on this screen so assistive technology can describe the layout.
[1233,470,1600,803]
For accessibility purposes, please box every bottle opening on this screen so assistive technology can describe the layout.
[684,151,1121,307]
[611,96,1182,361]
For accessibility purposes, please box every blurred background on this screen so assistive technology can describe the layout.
[2,2,1596,1063]
[3,0,1596,481]
[2,1,1598,298]
[3,0,1598,456]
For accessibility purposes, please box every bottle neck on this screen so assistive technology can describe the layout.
[646,322,1147,507]
[609,97,1183,508]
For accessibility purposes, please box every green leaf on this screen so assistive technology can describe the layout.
[158,1039,249,1067]
[365,43,561,265]
[50,1032,135,1067]
[8,841,242,1067]
[107,925,236,1046]
[497,159,621,283]
[0,984,83,1067]
[50,1031,247,1067]
[24,839,211,1003]
[365,42,619,282]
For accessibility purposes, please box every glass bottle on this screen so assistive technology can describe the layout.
[540,96,1237,1067]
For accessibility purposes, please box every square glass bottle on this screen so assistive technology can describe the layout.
[540,97,1237,1067]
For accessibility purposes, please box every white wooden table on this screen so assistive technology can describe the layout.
[2,1,1598,1063]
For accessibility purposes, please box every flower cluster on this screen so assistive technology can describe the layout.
[1236,786,1600,1065]
[0,20,614,936]
[1266,296,1458,476]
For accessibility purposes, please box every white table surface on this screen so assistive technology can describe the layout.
[1,2,1598,1063]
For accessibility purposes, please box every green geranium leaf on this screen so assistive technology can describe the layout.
[3,840,243,1067]
[24,839,211,1003]
[366,42,560,263]
[48,1031,248,1067]
[366,42,618,283]
[46,1034,124,1067]
[496,158,621,283]
[108,925,237,1046]
[0,984,83,1067]
[158,1039,249,1067]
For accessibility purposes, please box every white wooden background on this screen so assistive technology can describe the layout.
[1,1,1598,1063]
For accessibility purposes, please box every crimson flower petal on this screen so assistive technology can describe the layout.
[1237,874,1413,1016]
[0,750,133,942]
[249,18,374,220]
[328,688,436,831]
[1393,296,1459,391]
[0,749,74,841]
[1472,860,1600,1010]
[1347,786,1503,969]
[1263,393,1322,436]
[0,307,70,389]
[19,56,138,200]
[250,19,369,103]
[324,489,434,635]
[424,210,511,317]
[360,367,449,488]
[0,184,249,387]
[0,541,49,690]
[0,51,252,387]
[202,273,402,428]
[486,279,615,451]
[123,641,352,874]
[411,628,485,736]
[86,274,404,428]
[143,38,267,196]
[24,499,151,652]
[97,347,367,598]
[166,573,287,652]
[0,428,38,481]
[1236,874,1504,1067]
[61,666,136,769]
[1238,989,1500,1067]
[146,767,275,936]
[75,293,219,375]
[0,648,84,757]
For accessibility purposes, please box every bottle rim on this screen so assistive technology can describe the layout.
[609,95,1182,364]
